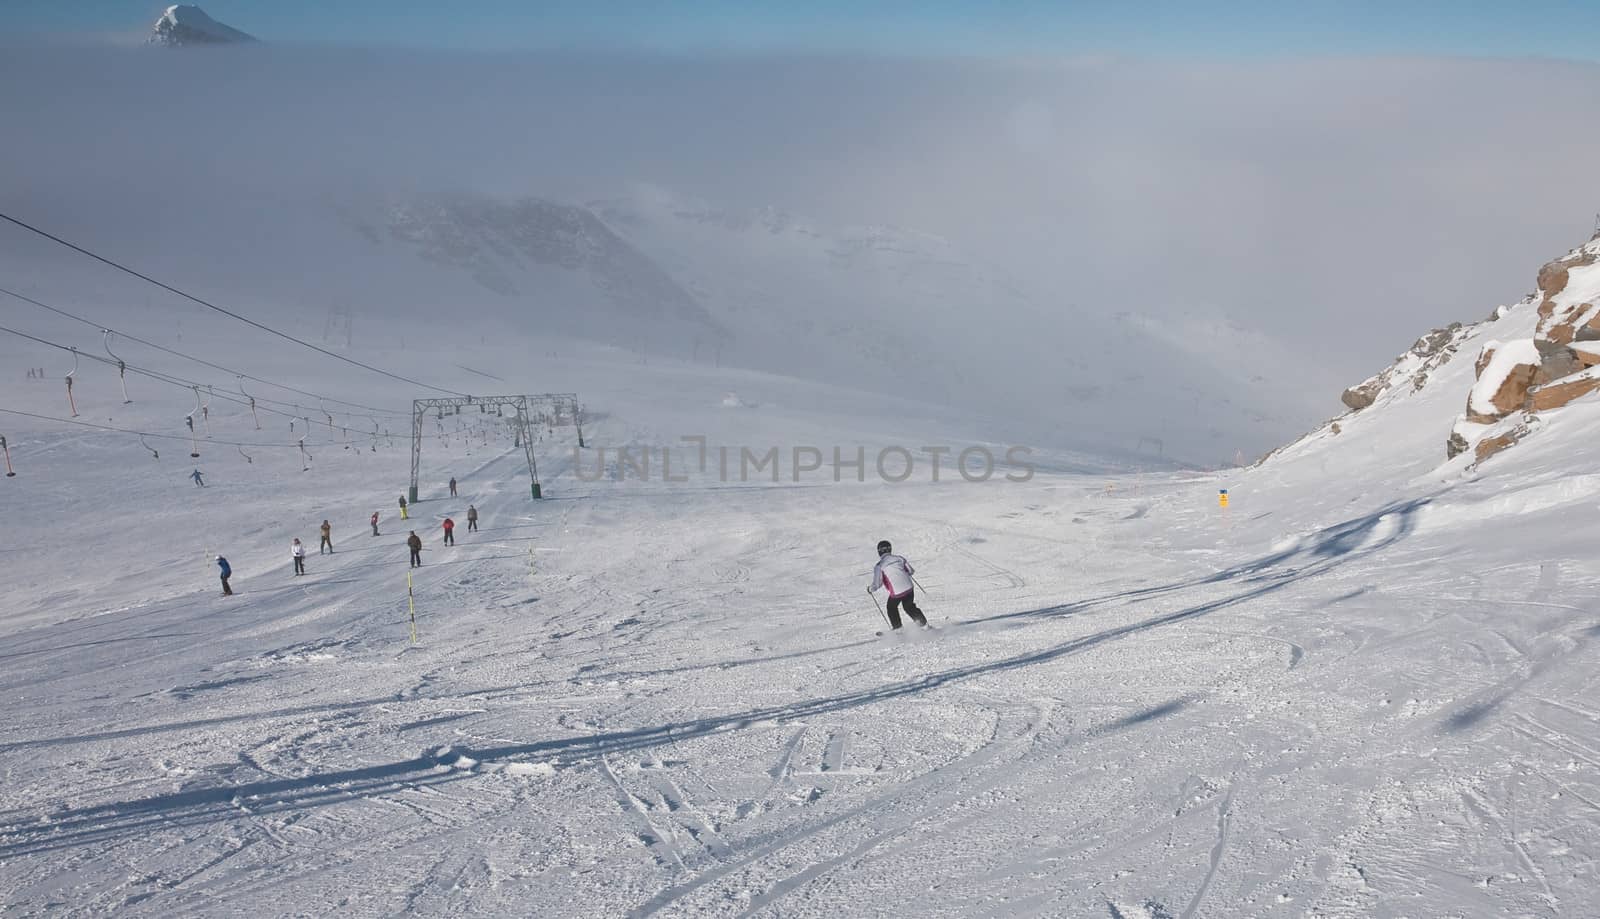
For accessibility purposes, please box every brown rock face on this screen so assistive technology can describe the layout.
[1474,430,1524,463]
[1446,428,1471,459]
[1529,373,1600,411]
[1466,360,1539,423]
[1538,260,1571,299]
[1536,252,1597,318]
[1341,383,1381,411]
[1475,344,1498,378]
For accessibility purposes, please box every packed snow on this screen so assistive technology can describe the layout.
[3,277,1600,916]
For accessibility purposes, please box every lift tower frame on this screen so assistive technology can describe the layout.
[410,395,541,502]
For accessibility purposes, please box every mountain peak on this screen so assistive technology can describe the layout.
[148,5,256,47]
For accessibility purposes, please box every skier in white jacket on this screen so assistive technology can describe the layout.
[868,540,928,629]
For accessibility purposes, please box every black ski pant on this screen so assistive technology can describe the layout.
[887,590,927,629]
[443,530,454,546]
[221,574,232,596]
[320,535,332,554]
[293,556,305,575]
[410,548,421,567]
[467,518,477,532]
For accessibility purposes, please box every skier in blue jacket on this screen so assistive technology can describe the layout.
[216,555,233,596]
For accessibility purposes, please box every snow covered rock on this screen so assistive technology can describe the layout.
[1540,302,1600,346]
[1535,249,1599,320]
[1339,322,1469,412]
[1465,338,1540,423]
[1472,414,1533,464]
[148,5,256,47]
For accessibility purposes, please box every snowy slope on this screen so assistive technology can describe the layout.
[5,225,1600,916]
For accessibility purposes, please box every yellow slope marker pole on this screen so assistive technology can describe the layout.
[407,570,418,643]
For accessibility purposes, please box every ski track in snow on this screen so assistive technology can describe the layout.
[5,347,1600,917]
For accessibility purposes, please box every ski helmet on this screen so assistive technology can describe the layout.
[877,540,892,556]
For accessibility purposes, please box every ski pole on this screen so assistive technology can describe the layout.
[912,575,931,597]
[868,588,891,629]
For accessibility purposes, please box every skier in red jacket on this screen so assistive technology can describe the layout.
[442,517,455,546]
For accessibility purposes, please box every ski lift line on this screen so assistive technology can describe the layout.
[0,323,390,430]
[0,286,411,417]
[0,213,472,397]
[0,406,474,449]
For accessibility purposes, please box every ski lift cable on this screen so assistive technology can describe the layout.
[0,323,375,428]
[0,286,411,417]
[0,213,472,397]
[0,333,475,443]
[0,406,346,450]
[0,405,489,450]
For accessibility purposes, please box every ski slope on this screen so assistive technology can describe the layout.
[4,296,1600,918]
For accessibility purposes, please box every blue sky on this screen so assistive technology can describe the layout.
[10,0,1600,59]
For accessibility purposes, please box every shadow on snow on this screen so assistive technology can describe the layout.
[0,498,1429,857]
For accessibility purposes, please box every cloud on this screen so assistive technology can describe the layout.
[3,46,1597,459]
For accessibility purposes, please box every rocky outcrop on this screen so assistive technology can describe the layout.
[1529,369,1600,412]
[1448,238,1600,463]
[1536,251,1597,319]
[1340,381,1381,411]
[1537,260,1570,310]
[1339,322,1470,413]
[1465,339,1540,423]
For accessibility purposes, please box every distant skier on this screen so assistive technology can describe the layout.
[466,504,478,532]
[319,519,333,554]
[449,477,458,497]
[868,540,927,629]
[399,495,409,520]
[407,530,423,567]
[442,517,455,546]
[371,511,381,537]
[292,538,306,576]
[216,555,233,596]
[190,468,206,487]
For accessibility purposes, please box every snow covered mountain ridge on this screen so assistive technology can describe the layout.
[148,5,255,47]
[1271,230,1600,471]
